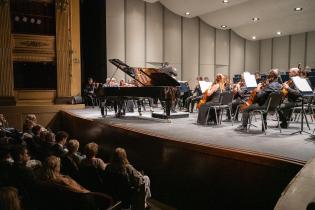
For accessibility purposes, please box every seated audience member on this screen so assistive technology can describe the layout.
[51,131,68,158]
[0,187,21,210]
[61,139,83,180]
[0,114,8,129]
[80,142,106,171]
[9,145,36,208]
[39,131,56,161]
[0,146,12,187]
[38,155,89,193]
[104,147,151,209]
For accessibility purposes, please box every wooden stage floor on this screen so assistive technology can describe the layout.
[69,107,315,163]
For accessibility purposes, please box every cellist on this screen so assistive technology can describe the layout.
[197,73,225,125]
[235,69,281,132]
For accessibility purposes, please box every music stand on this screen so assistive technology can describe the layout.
[290,77,314,135]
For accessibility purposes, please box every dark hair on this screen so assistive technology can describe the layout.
[10,145,27,162]
[31,125,41,135]
[55,131,68,143]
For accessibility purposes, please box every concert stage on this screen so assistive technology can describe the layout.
[53,107,315,209]
[69,107,315,163]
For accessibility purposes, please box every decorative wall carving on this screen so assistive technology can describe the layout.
[55,0,69,11]
[12,34,56,62]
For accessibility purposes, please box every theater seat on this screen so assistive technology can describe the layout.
[32,180,117,210]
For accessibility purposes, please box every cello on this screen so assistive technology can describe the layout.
[240,79,268,111]
[196,84,212,109]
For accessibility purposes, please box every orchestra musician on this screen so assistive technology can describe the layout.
[197,73,225,125]
[277,68,300,128]
[235,69,281,131]
[83,77,97,107]
[184,76,203,113]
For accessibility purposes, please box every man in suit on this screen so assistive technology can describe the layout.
[236,69,281,131]
[51,131,68,158]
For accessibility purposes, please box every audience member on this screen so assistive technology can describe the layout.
[81,142,107,171]
[61,139,83,180]
[38,155,89,193]
[0,187,21,210]
[51,131,68,158]
[104,147,151,209]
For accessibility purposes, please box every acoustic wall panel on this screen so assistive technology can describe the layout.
[272,36,289,71]
[164,8,182,79]
[215,29,229,66]
[182,17,199,86]
[260,39,272,73]
[106,0,125,80]
[199,20,215,80]
[146,2,163,67]
[125,0,145,68]
[245,40,259,74]
[230,31,245,76]
[290,33,305,68]
[306,31,315,68]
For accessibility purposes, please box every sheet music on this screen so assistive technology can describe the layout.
[291,76,313,92]
[199,81,212,93]
[243,72,257,88]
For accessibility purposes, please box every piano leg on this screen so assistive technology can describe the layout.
[165,100,171,118]
[137,99,142,116]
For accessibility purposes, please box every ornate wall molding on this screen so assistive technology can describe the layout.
[55,0,69,11]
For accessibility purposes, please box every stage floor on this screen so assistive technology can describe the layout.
[69,107,315,163]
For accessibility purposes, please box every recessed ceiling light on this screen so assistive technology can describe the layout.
[252,36,256,40]
[252,17,260,22]
[221,25,227,28]
[185,12,190,16]
[276,31,282,35]
[222,0,229,3]
[294,7,303,11]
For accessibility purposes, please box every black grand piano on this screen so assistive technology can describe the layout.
[96,59,180,118]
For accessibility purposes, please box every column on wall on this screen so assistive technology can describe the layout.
[55,0,72,103]
[55,0,81,103]
[0,0,15,105]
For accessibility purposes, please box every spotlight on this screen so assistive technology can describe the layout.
[252,36,256,40]
[252,17,260,22]
[294,7,303,11]
[185,12,190,16]
[221,25,227,28]
[276,31,282,35]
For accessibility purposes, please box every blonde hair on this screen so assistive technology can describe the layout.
[41,155,61,181]
[84,142,98,158]
[0,187,21,210]
[68,139,80,153]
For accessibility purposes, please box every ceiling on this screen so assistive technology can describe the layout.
[150,0,315,40]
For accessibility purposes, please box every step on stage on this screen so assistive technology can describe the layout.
[69,107,315,163]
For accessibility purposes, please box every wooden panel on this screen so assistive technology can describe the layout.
[15,90,56,105]
[146,2,163,67]
[164,8,182,79]
[106,0,125,80]
[230,31,245,76]
[12,34,56,62]
[306,31,315,69]
[245,40,259,73]
[56,111,303,210]
[290,33,305,68]
[273,36,289,71]
[55,1,71,97]
[199,21,215,80]
[0,1,14,97]
[260,39,272,73]
[182,17,199,86]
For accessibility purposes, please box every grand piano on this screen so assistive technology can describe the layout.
[96,59,180,118]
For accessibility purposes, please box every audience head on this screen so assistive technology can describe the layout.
[0,146,11,162]
[0,187,21,210]
[22,119,35,133]
[68,139,80,154]
[289,68,299,77]
[25,114,37,124]
[41,155,61,180]
[11,145,30,164]
[88,77,93,85]
[84,142,99,159]
[55,131,68,145]
[31,125,42,137]
[44,131,55,144]
[111,147,129,167]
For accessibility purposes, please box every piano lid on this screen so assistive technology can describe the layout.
[109,59,180,86]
